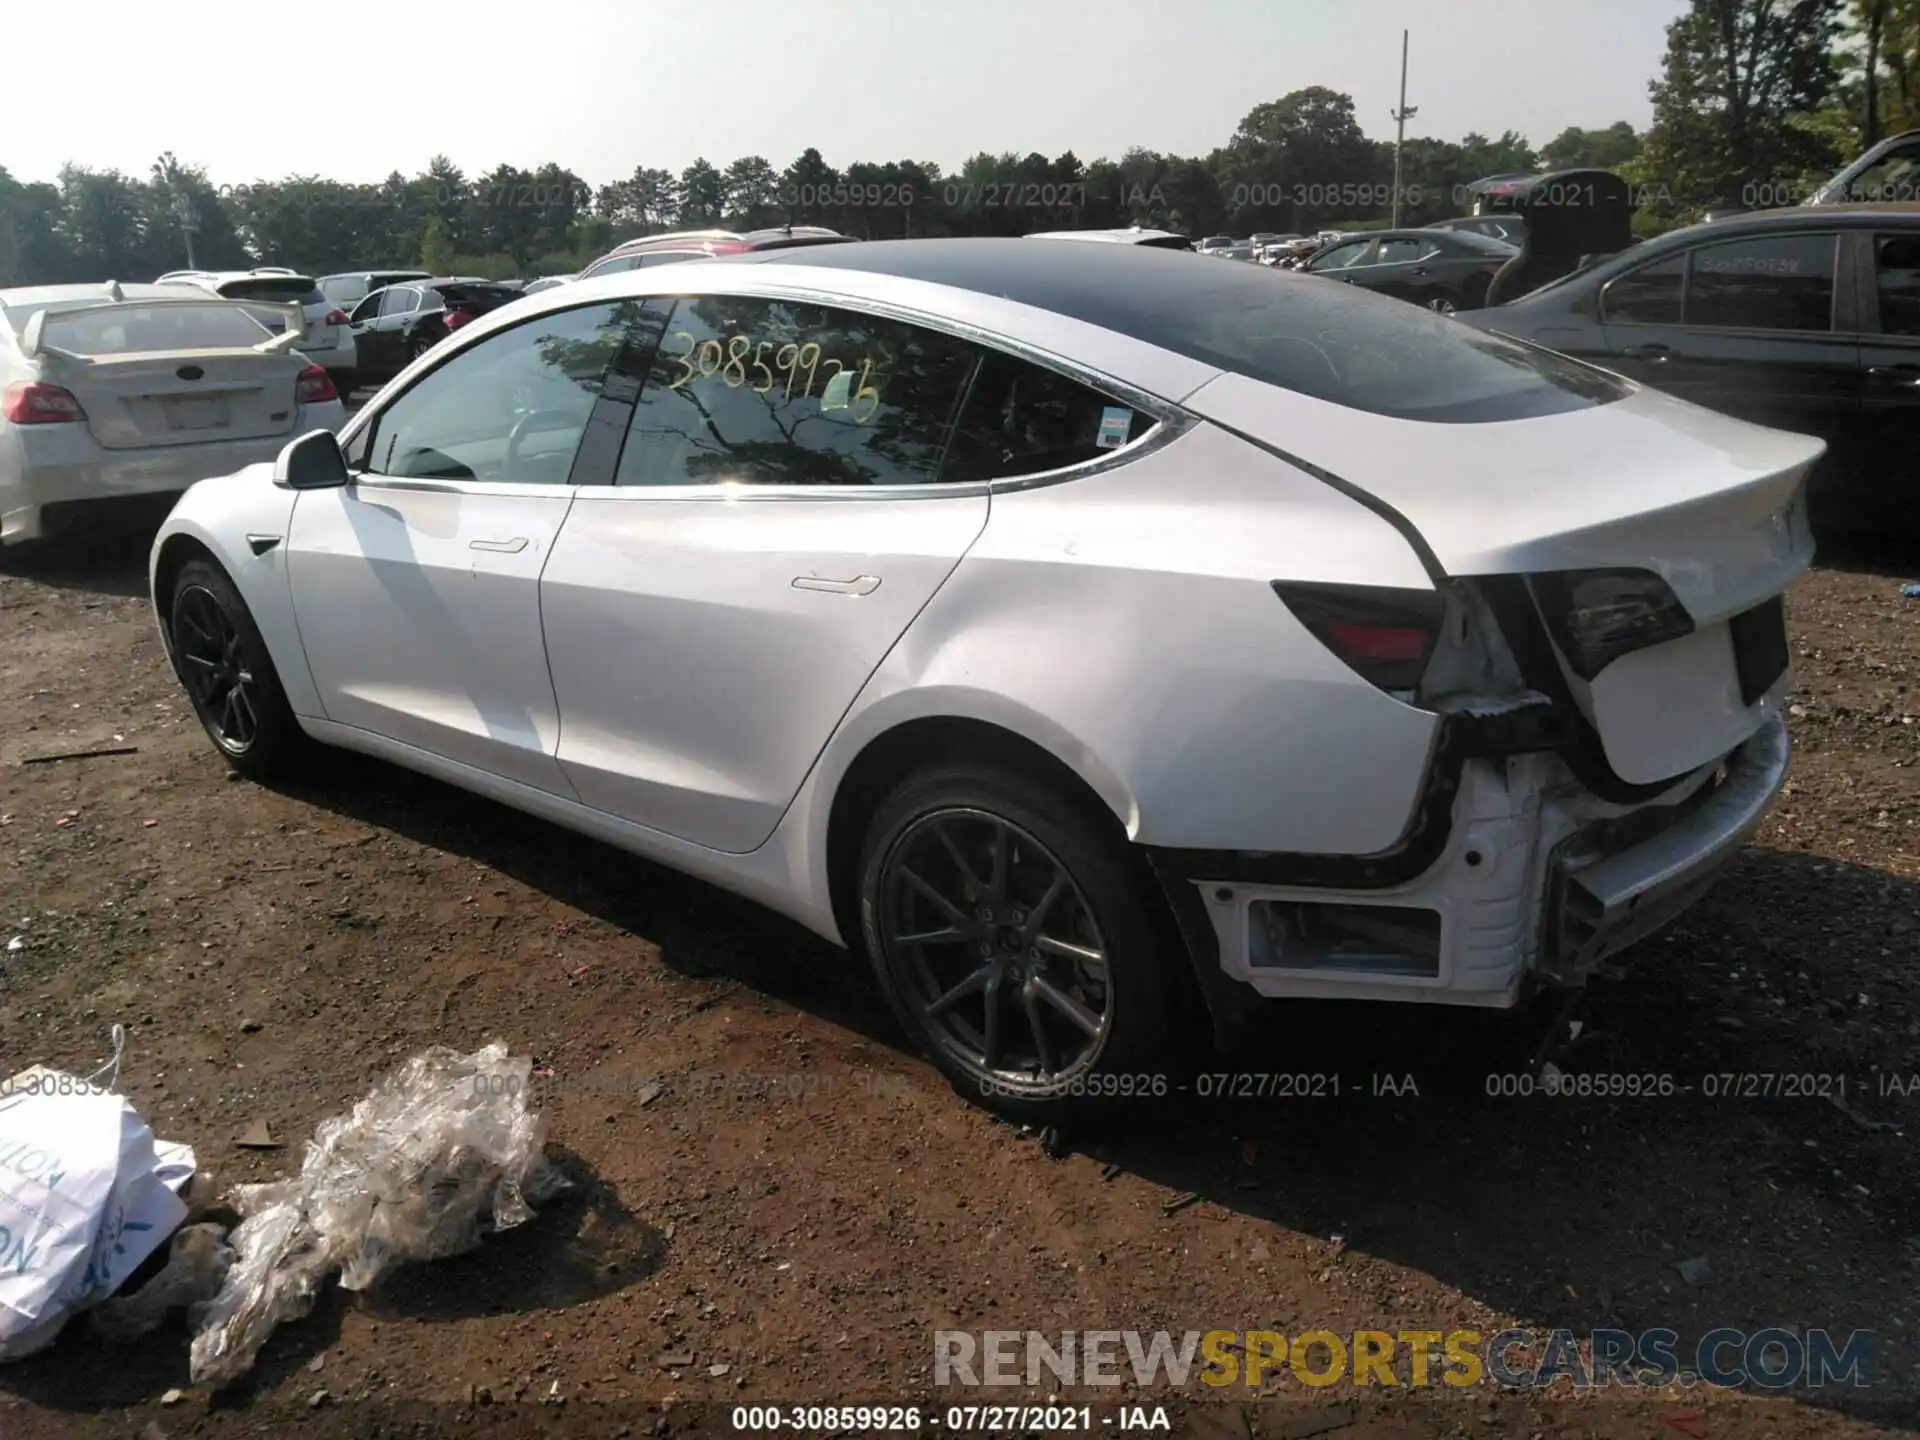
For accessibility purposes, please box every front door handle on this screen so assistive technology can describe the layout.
[792,574,880,596]
[469,536,529,554]
[1867,364,1920,387]
[1620,343,1672,362]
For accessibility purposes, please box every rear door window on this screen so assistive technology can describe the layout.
[380,287,420,318]
[1684,232,1837,331]
[1602,253,1684,324]
[611,295,977,487]
[1874,233,1920,337]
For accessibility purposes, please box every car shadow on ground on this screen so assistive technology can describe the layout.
[0,528,153,601]
[276,752,1920,1426]
[1813,531,1920,582]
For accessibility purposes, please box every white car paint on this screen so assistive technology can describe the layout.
[0,283,345,544]
[150,245,1809,1033]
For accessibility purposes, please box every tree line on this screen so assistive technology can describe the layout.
[1,0,1914,288]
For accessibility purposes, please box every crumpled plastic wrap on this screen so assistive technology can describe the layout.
[90,1223,236,1341]
[189,1043,562,1388]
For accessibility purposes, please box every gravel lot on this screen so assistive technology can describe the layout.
[0,526,1916,1439]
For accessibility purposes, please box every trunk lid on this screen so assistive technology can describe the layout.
[1184,372,1822,784]
[28,299,308,451]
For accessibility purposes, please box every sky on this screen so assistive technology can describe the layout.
[15,0,1688,190]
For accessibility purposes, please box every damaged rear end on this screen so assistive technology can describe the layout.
[1169,341,1817,1007]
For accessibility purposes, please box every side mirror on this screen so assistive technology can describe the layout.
[274,428,350,490]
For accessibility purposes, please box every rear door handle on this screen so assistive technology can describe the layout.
[1867,364,1920,386]
[792,574,880,596]
[1620,344,1672,361]
[469,537,529,553]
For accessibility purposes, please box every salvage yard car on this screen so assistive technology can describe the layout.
[156,269,359,394]
[1,282,343,545]
[147,239,1812,1115]
[1461,206,1920,536]
[1307,227,1517,312]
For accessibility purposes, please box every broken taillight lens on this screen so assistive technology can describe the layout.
[1528,568,1695,681]
[1271,581,1446,692]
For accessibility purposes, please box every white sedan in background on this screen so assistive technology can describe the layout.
[1,283,344,546]
[149,241,1811,1115]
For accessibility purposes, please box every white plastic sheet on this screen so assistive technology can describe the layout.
[189,1041,558,1388]
[0,1028,196,1360]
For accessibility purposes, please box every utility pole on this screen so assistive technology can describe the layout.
[1390,30,1418,228]
[173,191,199,270]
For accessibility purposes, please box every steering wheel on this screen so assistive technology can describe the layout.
[504,408,583,475]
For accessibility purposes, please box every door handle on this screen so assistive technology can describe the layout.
[469,536,529,553]
[791,574,880,596]
[1620,343,1672,362]
[1867,364,1920,386]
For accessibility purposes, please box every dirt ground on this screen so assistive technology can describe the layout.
[0,523,1916,1440]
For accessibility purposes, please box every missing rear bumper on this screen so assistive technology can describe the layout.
[1546,713,1789,979]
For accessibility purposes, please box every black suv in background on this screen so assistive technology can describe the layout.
[1461,207,1920,536]
[347,277,525,389]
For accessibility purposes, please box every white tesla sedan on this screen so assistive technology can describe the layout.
[148,240,1814,1113]
[2,284,344,546]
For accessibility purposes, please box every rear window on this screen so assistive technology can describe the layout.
[761,239,1627,423]
[40,303,270,355]
[218,277,326,307]
[320,276,368,307]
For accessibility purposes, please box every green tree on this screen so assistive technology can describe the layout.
[1639,0,1846,209]
[419,215,456,275]
[679,159,726,227]
[1538,121,1644,170]
[722,156,780,228]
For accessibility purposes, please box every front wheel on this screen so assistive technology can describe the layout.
[169,559,305,781]
[858,764,1185,1118]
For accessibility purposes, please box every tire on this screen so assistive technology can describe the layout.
[1429,295,1457,315]
[857,763,1184,1119]
[332,368,358,401]
[168,558,305,782]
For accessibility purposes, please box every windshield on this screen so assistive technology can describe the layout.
[218,276,326,307]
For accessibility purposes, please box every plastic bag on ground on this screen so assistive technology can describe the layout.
[90,1223,235,1341]
[0,1028,197,1362]
[189,1042,560,1389]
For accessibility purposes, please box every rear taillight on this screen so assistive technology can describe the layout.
[1528,568,1695,680]
[324,308,351,326]
[2,381,87,425]
[1271,581,1446,692]
[444,308,474,330]
[295,365,337,405]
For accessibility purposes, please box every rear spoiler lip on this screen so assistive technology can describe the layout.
[18,298,305,362]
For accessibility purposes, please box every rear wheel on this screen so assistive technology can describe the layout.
[858,764,1183,1118]
[332,367,358,401]
[169,559,304,781]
